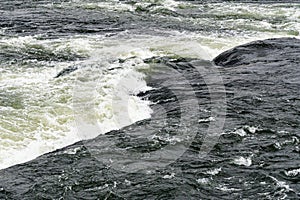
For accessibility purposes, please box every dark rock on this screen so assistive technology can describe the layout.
[55,66,78,78]
[213,37,300,67]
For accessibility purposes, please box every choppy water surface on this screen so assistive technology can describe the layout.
[0,0,299,199]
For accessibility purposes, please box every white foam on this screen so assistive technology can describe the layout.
[63,146,83,155]
[2,32,217,169]
[162,172,175,179]
[206,167,222,175]
[124,179,131,186]
[0,32,218,169]
[196,178,210,184]
[50,0,182,13]
[233,128,247,137]
[0,35,158,169]
[244,126,258,134]
[198,117,215,123]
[270,176,293,193]
[284,168,300,177]
[223,125,258,137]
[216,185,241,192]
[233,156,252,167]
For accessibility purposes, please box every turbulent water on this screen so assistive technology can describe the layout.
[0,0,299,199]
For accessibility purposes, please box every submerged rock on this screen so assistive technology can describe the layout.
[54,66,78,78]
[1,38,300,199]
[213,37,300,67]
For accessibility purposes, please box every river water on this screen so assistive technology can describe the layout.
[0,0,299,199]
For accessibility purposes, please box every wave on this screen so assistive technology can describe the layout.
[0,37,299,199]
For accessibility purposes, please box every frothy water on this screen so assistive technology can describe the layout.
[0,0,299,174]
[0,33,220,169]
[0,1,300,199]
